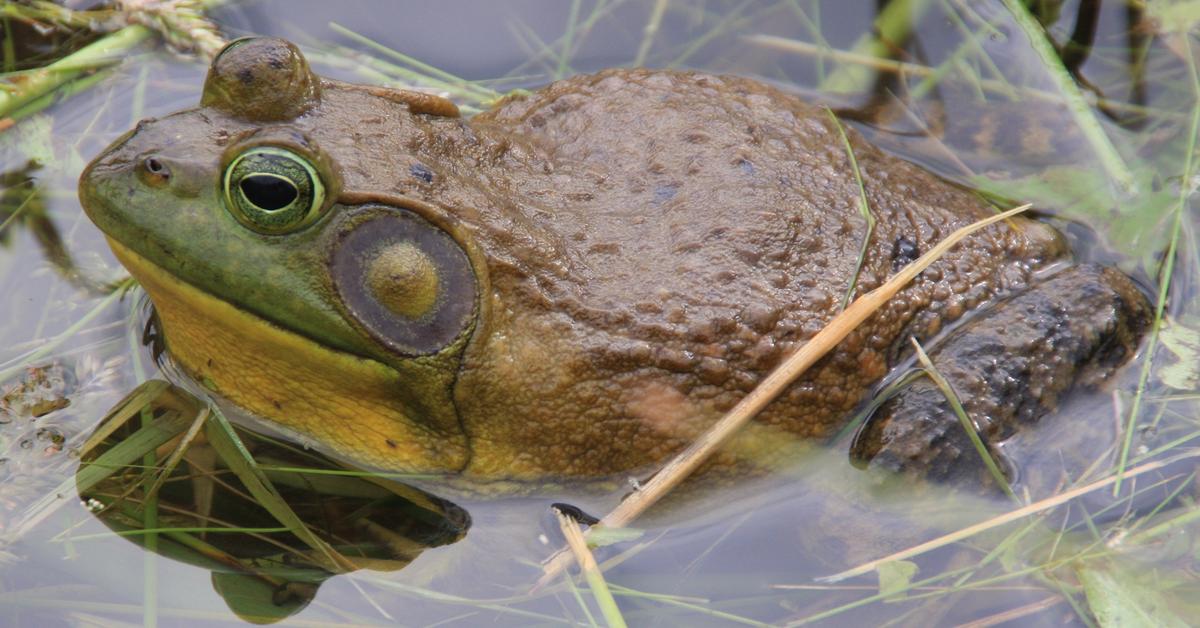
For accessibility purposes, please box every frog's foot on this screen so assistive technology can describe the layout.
[849,264,1152,490]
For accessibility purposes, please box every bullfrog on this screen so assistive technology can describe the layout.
[78,37,1150,487]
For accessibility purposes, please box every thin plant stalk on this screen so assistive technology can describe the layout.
[141,406,211,504]
[1,0,226,123]
[910,338,1016,501]
[1113,35,1200,495]
[0,278,132,383]
[944,595,1063,628]
[0,181,37,234]
[140,403,159,628]
[6,67,110,124]
[633,0,670,67]
[1127,484,1200,545]
[556,0,583,79]
[825,107,875,311]
[327,23,496,102]
[557,512,628,628]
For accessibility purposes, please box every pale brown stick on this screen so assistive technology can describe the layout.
[819,453,1196,583]
[536,203,1032,589]
[954,595,1063,628]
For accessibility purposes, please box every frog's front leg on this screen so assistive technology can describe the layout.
[849,264,1151,489]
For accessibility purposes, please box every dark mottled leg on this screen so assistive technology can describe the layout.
[849,264,1151,489]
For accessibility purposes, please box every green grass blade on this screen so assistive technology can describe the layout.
[202,406,357,573]
[909,339,1016,500]
[825,107,876,311]
[1000,0,1136,193]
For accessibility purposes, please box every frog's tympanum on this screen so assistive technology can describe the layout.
[80,38,1151,487]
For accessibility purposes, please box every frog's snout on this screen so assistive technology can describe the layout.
[79,130,209,245]
[78,133,135,228]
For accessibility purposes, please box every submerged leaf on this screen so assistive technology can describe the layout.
[877,560,919,601]
[587,526,645,548]
[1076,559,1190,628]
[1158,317,1200,390]
[1147,0,1200,32]
[0,115,53,166]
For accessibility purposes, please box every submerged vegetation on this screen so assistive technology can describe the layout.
[1,0,1199,625]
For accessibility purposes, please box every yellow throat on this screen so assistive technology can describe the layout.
[107,238,469,473]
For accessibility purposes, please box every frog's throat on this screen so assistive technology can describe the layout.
[106,237,469,474]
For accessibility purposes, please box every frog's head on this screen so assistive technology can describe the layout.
[80,38,485,474]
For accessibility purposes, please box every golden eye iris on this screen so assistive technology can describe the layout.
[222,147,326,234]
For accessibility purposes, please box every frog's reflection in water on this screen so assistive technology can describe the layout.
[76,381,469,624]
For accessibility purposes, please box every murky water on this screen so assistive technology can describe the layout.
[2,1,1198,625]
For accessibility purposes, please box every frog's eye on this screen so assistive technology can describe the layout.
[222,147,326,234]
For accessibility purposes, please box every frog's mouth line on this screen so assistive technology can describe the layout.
[104,237,472,474]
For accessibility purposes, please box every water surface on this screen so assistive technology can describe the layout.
[2,1,1198,625]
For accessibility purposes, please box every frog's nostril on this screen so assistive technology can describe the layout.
[139,157,172,187]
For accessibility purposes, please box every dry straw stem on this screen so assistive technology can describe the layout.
[819,451,1199,583]
[557,511,629,628]
[536,203,1032,589]
[955,594,1064,628]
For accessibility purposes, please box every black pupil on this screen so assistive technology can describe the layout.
[240,175,298,211]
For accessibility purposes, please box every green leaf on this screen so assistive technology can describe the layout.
[877,560,919,601]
